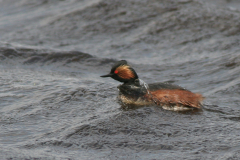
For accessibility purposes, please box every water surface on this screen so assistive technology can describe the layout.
[0,0,240,159]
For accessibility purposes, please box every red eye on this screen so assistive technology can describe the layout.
[114,70,118,74]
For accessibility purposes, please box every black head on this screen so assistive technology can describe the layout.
[100,60,139,83]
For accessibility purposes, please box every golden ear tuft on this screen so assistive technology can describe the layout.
[116,65,135,79]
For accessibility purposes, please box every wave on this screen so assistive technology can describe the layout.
[0,46,116,67]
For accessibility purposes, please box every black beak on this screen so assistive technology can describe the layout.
[100,73,113,77]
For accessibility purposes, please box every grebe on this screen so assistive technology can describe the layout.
[101,60,204,111]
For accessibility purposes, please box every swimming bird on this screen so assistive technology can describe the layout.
[101,60,204,111]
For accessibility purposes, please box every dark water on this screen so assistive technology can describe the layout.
[1,0,240,159]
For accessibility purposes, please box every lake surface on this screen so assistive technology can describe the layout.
[0,0,240,159]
